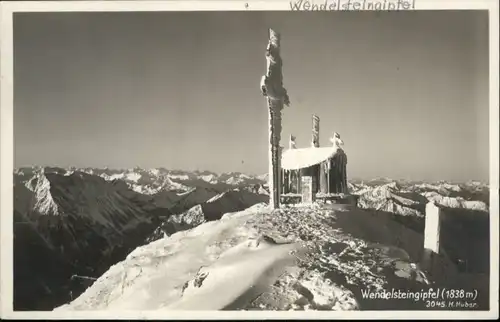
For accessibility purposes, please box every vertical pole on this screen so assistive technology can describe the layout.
[297,170,301,195]
[280,168,283,195]
[267,104,277,208]
[343,153,348,194]
[261,29,290,210]
[282,169,285,194]
[312,115,320,148]
[286,170,290,193]
[327,159,330,194]
[278,145,283,197]
[340,153,345,193]
[287,170,291,194]
[320,162,328,194]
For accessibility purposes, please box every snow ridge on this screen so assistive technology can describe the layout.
[351,181,489,216]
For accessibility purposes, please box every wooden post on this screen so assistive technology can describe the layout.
[282,169,286,194]
[287,134,294,194]
[287,170,292,193]
[327,160,331,194]
[343,153,348,193]
[260,29,290,210]
[339,151,347,194]
[279,145,284,196]
[320,161,328,194]
[281,169,287,194]
[329,156,338,194]
[297,170,301,194]
[312,174,318,202]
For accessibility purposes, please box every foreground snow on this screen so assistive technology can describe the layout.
[55,202,447,311]
[55,204,309,311]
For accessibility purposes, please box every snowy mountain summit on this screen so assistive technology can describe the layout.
[55,204,406,311]
[55,179,489,311]
[13,166,490,311]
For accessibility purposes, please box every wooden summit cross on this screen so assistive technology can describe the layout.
[260,28,290,209]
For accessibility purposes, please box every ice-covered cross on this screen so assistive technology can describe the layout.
[330,132,344,148]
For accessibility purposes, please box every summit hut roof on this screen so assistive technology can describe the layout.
[281,146,343,170]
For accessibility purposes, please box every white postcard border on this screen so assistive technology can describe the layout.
[1,0,498,319]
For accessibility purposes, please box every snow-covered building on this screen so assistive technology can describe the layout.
[280,115,349,203]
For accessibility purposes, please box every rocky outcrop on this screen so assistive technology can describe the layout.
[146,188,269,241]
[353,181,489,217]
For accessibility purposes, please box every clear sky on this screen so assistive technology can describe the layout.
[13,10,489,182]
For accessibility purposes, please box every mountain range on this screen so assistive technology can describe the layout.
[12,166,489,311]
[13,166,268,310]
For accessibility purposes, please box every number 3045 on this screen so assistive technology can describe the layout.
[426,301,446,308]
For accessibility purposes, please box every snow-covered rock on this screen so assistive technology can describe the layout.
[355,182,425,217]
[423,192,489,212]
[146,187,269,242]
[200,173,218,184]
[354,181,489,217]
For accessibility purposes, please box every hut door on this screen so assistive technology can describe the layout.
[301,176,313,203]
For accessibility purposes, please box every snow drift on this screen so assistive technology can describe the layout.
[55,200,489,311]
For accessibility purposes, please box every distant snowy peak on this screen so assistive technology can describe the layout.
[462,180,489,193]
[224,176,246,185]
[15,167,268,193]
[217,172,268,187]
[363,177,395,186]
[32,173,61,216]
[101,172,141,183]
[99,170,192,195]
[353,179,489,217]
[257,173,269,182]
[414,183,462,194]
[200,174,219,184]
[168,174,191,181]
[83,168,266,194]
[423,192,489,212]
[354,181,424,217]
[352,181,401,198]
[15,167,488,219]
[20,171,153,236]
